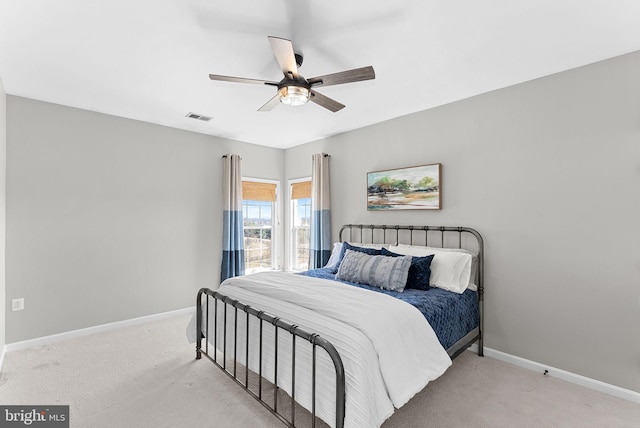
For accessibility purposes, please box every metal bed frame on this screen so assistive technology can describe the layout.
[195,224,484,428]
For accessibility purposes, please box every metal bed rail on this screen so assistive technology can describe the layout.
[196,288,346,428]
[339,224,484,357]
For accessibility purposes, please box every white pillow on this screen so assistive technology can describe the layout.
[393,244,479,285]
[388,244,472,293]
[323,241,389,271]
[417,246,479,285]
[323,242,344,270]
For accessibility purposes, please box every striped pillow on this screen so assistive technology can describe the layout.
[336,250,412,292]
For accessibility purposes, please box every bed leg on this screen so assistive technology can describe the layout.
[196,288,206,361]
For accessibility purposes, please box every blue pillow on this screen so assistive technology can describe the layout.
[380,247,433,290]
[331,242,382,273]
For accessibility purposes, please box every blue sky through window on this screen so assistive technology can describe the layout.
[243,200,271,225]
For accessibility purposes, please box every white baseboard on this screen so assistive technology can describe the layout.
[5,307,194,354]
[468,344,640,404]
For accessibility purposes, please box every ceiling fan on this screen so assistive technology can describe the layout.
[209,36,375,112]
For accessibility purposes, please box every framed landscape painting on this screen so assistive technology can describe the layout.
[367,163,441,210]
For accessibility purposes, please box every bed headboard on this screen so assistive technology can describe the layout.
[338,224,484,300]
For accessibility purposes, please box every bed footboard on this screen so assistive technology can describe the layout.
[196,287,346,428]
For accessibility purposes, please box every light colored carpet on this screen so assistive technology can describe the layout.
[1,313,638,428]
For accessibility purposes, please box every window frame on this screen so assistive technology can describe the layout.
[241,177,279,274]
[288,177,312,272]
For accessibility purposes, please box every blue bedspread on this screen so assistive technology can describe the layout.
[300,268,479,350]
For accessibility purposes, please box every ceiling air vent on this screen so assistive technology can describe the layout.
[185,112,213,122]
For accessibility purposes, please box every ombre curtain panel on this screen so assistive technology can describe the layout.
[309,153,331,269]
[221,154,245,282]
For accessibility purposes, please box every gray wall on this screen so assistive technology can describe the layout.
[5,97,284,343]
[286,51,640,393]
[0,77,6,353]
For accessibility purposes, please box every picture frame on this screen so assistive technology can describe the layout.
[367,163,441,210]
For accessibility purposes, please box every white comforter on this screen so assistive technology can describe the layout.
[189,271,451,428]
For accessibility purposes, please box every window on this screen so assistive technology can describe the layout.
[242,180,278,273]
[290,179,311,271]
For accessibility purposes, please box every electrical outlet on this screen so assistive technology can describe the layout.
[12,298,24,311]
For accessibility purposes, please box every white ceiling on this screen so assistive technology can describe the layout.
[1,1,639,149]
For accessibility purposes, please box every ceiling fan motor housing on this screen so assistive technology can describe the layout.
[277,76,311,91]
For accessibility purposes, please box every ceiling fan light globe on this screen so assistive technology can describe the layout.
[279,86,310,106]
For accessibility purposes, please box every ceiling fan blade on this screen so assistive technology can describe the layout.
[209,74,278,86]
[309,90,345,112]
[307,66,375,87]
[257,93,282,112]
[268,36,299,79]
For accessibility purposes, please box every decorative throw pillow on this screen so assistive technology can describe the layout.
[331,242,383,273]
[336,250,412,292]
[380,247,433,290]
